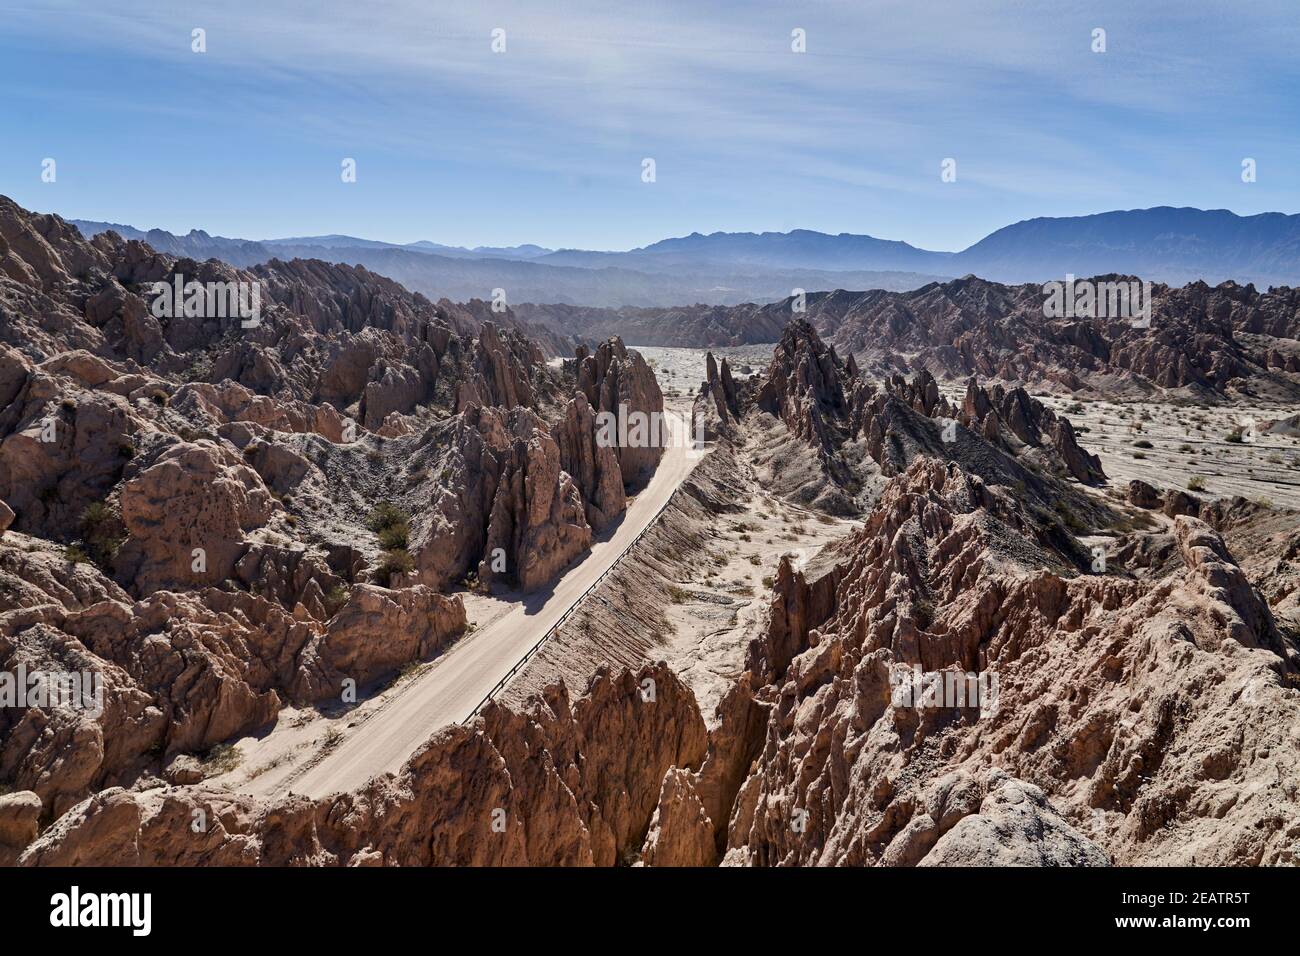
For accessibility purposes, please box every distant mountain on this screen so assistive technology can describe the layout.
[955,207,1300,286]
[70,220,273,266]
[68,219,942,307]
[540,207,1300,288]
[69,205,1300,310]
[538,229,947,274]
[263,235,553,261]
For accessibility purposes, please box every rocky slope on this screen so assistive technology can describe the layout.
[696,320,1110,520]
[780,277,1300,400]
[0,196,663,827]
[13,662,706,866]
[17,448,1296,867]
[565,276,1300,400]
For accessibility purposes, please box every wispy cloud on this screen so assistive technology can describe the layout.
[2,0,1296,248]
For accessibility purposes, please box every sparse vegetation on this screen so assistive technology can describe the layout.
[78,500,124,569]
[367,501,407,533]
[325,584,352,615]
[377,522,408,550]
[666,584,689,603]
[369,502,413,585]
[200,743,242,776]
[1187,476,1207,492]
[379,548,415,582]
[459,571,489,595]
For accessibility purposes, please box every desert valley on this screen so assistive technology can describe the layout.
[5,13,1300,939]
[1,194,1298,873]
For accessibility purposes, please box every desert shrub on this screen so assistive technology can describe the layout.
[81,501,110,530]
[325,584,352,615]
[377,523,408,550]
[201,744,242,775]
[666,584,689,604]
[379,548,415,583]
[1133,439,1153,449]
[367,501,408,533]
[1187,476,1207,492]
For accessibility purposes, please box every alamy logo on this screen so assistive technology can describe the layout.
[0,664,103,718]
[149,274,261,328]
[595,404,707,458]
[1042,274,1152,328]
[49,886,151,936]
[889,664,999,717]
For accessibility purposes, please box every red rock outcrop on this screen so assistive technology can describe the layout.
[644,457,1298,866]
[18,662,706,866]
[572,338,665,486]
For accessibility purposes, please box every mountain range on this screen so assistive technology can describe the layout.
[69,205,1300,310]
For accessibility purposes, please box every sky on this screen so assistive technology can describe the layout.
[1,0,1298,251]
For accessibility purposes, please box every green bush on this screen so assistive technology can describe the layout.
[366,501,408,533]
[377,523,408,550]
[379,548,415,583]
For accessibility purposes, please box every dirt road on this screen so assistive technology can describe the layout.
[231,421,700,799]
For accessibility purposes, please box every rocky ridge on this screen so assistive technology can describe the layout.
[0,196,664,826]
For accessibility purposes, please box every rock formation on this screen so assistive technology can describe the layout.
[17,662,706,866]
[0,194,669,834]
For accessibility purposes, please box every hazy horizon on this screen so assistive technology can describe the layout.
[49,203,1300,257]
[3,0,1298,250]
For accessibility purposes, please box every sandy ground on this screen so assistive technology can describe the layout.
[657,483,855,724]
[930,384,1300,510]
[209,416,701,799]
[639,345,774,401]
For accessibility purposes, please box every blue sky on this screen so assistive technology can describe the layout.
[2,0,1298,251]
